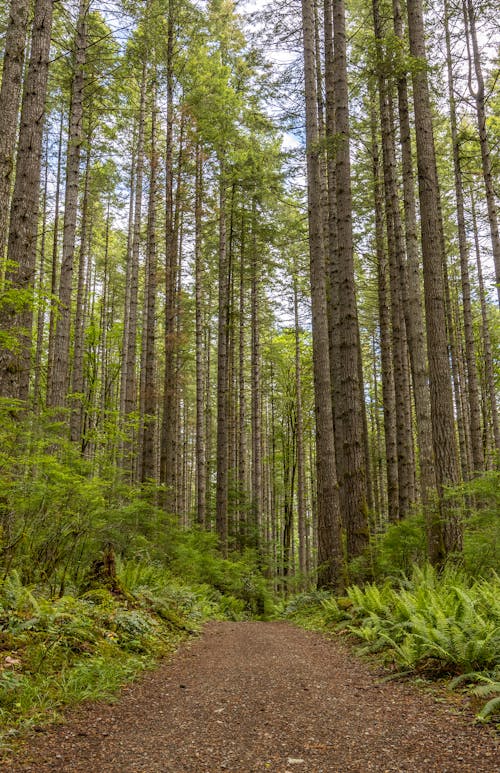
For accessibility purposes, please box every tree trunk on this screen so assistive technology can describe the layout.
[372,0,415,518]
[301,0,343,589]
[392,0,436,513]
[470,188,500,459]
[370,100,399,523]
[215,165,229,553]
[463,0,500,306]
[0,0,30,270]
[47,0,87,409]
[294,276,307,579]
[443,0,483,472]
[250,198,262,554]
[332,0,368,558]
[406,0,461,561]
[70,141,92,443]
[0,0,54,402]
[140,75,158,482]
[195,144,207,524]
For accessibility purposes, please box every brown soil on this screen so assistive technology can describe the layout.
[5,621,499,772]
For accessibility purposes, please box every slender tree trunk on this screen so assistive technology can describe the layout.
[301,0,343,589]
[370,101,399,523]
[161,6,179,509]
[70,141,92,442]
[195,144,206,524]
[33,137,50,408]
[46,112,64,405]
[250,198,262,554]
[333,0,368,558]
[47,0,87,409]
[443,0,483,472]
[470,189,500,458]
[294,277,307,579]
[123,64,146,428]
[237,212,247,544]
[215,164,229,553]
[463,0,500,306]
[119,137,136,418]
[392,0,436,512]
[0,0,54,402]
[372,0,415,517]
[140,75,158,482]
[0,0,30,272]
[406,0,461,560]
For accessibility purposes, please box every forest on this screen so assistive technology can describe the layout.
[0,0,499,754]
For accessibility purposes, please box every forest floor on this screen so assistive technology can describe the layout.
[4,621,499,772]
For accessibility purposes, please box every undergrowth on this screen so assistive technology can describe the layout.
[0,556,274,753]
[284,565,500,724]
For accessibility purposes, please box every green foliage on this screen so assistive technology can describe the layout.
[0,551,263,749]
[0,409,277,750]
[284,565,500,722]
[344,472,500,584]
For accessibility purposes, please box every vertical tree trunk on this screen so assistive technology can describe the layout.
[463,0,500,306]
[370,100,399,523]
[195,144,206,524]
[470,189,500,458]
[46,113,65,405]
[140,75,158,482]
[215,165,229,553]
[250,198,262,554]
[443,0,483,472]
[123,64,146,427]
[294,276,307,579]
[406,0,461,560]
[301,0,343,589]
[372,0,415,517]
[47,0,87,409]
[0,0,54,402]
[33,136,50,408]
[70,142,92,442]
[392,0,436,513]
[237,212,247,544]
[160,0,178,509]
[0,0,30,271]
[332,0,368,557]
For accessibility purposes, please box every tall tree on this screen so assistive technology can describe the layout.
[331,0,369,557]
[0,0,30,269]
[0,0,54,402]
[301,0,343,588]
[48,0,88,409]
[463,0,500,306]
[406,0,461,561]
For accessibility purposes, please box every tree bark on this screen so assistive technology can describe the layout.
[140,74,158,482]
[443,0,483,473]
[0,0,54,402]
[301,0,343,589]
[195,144,207,524]
[463,0,500,306]
[47,0,87,409]
[370,100,399,523]
[0,0,30,271]
[392,0,436,513]
[332,0,368,558]
[406,0,461,561]
[215,165,229,554]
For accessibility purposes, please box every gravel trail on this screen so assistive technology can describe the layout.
[7,621,499,772]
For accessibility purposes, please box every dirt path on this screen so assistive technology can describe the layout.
[6,621,499,772]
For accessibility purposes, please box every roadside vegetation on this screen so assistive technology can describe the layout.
[0,410,273,752]
[284,471,500,726]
